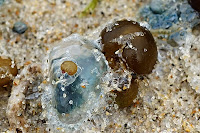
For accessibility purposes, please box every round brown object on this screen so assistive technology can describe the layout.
[0,56,18,87]
[100,20,157,74]
[61,61,78,76]
[114,79,138,108]
[188,0,200,12]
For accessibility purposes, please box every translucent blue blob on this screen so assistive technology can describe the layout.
[49,35,107,114]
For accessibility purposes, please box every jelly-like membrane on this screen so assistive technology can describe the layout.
[42,34,107,130]
[41,19,158,131]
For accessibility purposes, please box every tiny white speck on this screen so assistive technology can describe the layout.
[144,48,147,52]
[61,87,65,91]
[132,46,137,51]
[115,23,119,26]
[115,50,120,54]
[69,100,73,104]
[63,93,67,98]
[11,61,15,68]
[93,49,98,53]
[52,80,56,85]
[96,85,100,89]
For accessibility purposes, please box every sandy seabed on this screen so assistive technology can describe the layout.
[0,0,200,132]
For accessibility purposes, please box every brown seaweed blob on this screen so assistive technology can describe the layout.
[114,79,138,108]
[0,56,18,87]
[188,0,200,12]
[100,19,157,74]
[61,61,78,76]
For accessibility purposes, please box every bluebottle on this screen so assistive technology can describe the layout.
[50,34,107,114]
[42,34,107,129]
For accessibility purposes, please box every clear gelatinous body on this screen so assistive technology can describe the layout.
[49,34,107,116]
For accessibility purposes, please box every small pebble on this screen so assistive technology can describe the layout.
[12,21,28,34]
[150,0,166,14]
[0,56,18,87]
